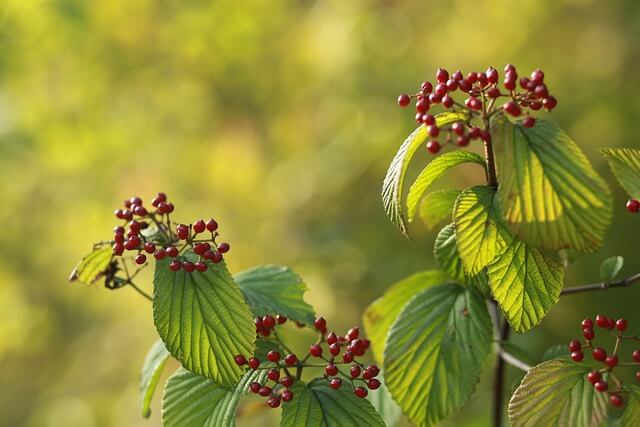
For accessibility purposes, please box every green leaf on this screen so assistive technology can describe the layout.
[234,265,315,325]
[382,111,469,236]
[620,384,640,427]
[407,150,485,223]
[162,367,266,427]
[508,359,608,427]
[600,148,640,199]
[69,245,113,285]
[363,270,450,364]
[140,339,171,418]
[366,373,403,427]
[453,185,512,274]
[488,238,564,333]
[280,379,385,427]
[600,256,624,283]
[434,223,490,295]
[417,189,460,231]
[540,344,570,362]
[153,253,255,387]
[384,283,493,427]
[494,118,612,253]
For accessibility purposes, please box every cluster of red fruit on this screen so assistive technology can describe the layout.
[234,316,380,408]
[568,314,640,408]
[626,199,640,213]
[110,193,229,273]
[397,65,557,155]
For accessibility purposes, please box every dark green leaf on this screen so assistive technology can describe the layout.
[508,359,608,427]
[234,265,315,325]
[494,118,612,252]
[600,148,640,199]
[540,344,569,362]
[600,256,624,283]
[417,189,460,231]
[363,270,450,363]
[280,379,385,427]
[384,283,493,426]
[153,253,255,387]
[140,339,171,418]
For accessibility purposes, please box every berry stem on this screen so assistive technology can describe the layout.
[120,258,152,302]
[560,273,640,296]
[480,98,499,189]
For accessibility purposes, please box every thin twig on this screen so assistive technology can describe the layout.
[498,349,531,372]
[561,273,640,295]
[127,281,152,301]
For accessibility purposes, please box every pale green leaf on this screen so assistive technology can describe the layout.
[367,373,402,427]
[407,151,485,223]
[69,245,113,285]
[417,189,460,230]
[162,367,266,427]
[280,379,385,427]
[434,223,490,295]
[140,339,171,418]
[494,118,612,252]
[453,185,512,274]
[620,384,640,427]
[153,253,255,387]
[363,270,450,364]
[382,111,469,236]
[488,238,564,333]
[600,256,624,283]
[600,148,640,199]
[234,265,316,325]
[508,359,608,427]
[384,283,493,427]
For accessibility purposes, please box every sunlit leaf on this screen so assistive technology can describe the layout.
[453,185,511,274]
[234,265,315,325]
[620,384,640,427]
[363,270,450,363]
[366,373,402,427]
[488,238,564,333]
[382,111,469,236]
[153,253,255,387]
[162,367,266,427]
[508,359,607,427]
[384,283,492,427]
[280,379,385,427]
[417,190,460,230]
[600,256,624,283]
[140,339,171,418]
[69,245,113,285]
[494,118,612,252]
[600,147,640,199]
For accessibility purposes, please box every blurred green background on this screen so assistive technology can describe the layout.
[0,0,639,426]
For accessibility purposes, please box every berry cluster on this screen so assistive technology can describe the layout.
[111,193,230,273]
[234,315,380,408]
[568,314,640,408]
[397,65,557,155]
[626,199,640,213]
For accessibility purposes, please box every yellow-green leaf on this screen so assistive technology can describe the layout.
[139,339,170,418]
[69,245,113,285]
[600,147,640,199]
[418,189,460,231]
[620,384,640,427]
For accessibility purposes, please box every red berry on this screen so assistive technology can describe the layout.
[143,242,155,254]
[205,219,218,232]
[325,364,338,376]
[446,79,458,91]
[427,125,439,137]
[314,317,327,334]
[249,381,261,393]
[428,93,441,104]
[354,387,368,398]
[542,96,557,110]
[605,355,618,368]
[211,251,223,263]
[330,378,342,389]
[436,68,449,83]
[426,141,441,154]
[607,318,616,330]
[267,350,281,363]
[633,350,640,363]
[466,72,477,83]
[583,328,595,341]
[193,219,206,233]
[420,81,433,93]
[280,376,294,388]
[135,254,146,265]
[451,122,465,136]
[477,73,488,87]
[582,318,594,329]
[534,84,548,99]
[502,101,521,117]
[218,243,230,253]
[329,343,340,356]
[610,393,624,407]
[267,369,280,382]
[281,390,294,402]
[263,315,276,329]
[422,114,435,126]
[165,246,178,257]
[195,262,208,272]
[125,235,141,250]
[456,135,470,147]
[248,357,260,370]
[134,206,147,217]
[113,243,124,256]
[176,224,189,240]
[309,344,323,357]
[458,79,471,92]
[487,87,501,98]
[350,365,361,378]
[366,365,380,377]
[503,64,516,74]
[530,69,544,84]
[276,315,287,324]
[234,355,247,366]
[259,386,272,397]
[593,347,607,362]
[398,94,411,107]
[343,351,354,363]
[596,314,608,328]
[182,261,195,272]
[569,340,582,352]
[594,381,608,392]
[571,350,584,362]
[169,260,182,272]
[367,379,381,390]
[587,370,602,384]
[465,96,482,110]
[442,95,453,108]
[616,319,628,331]
[267,397,281,408]
[626,199,640,213]
[346,327,359,341]
[485,67,499,84]
[327,332,338,345]
[523,117,536,128]
[434,82,448,96]
[415,99,429,114]
[284,353,297,366]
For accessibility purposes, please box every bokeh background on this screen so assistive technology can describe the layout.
[1,0,639,426]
